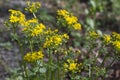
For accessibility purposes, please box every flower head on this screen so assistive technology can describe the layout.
[73,23,81,30]
[25,1,41,13]
[112,41,120,50]
[64,59,82,73]
[103,34,111,44]
[89,31,99,39]
[57,9,69,16]
[31,23,46,37]
[43,35,62,48]
[9,9,25,24]
[43,33,69,49]
[57,9,82,31]
[24,50,44,62]
[23,18,38,27]
[112,32,120,40]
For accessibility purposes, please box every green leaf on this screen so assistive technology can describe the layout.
[39,67,46,73]
[86,18,95,29]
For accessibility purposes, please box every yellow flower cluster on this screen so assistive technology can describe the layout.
[64,59,82,73]
[22,18,46,37]
[43,33,69,48]
[57,10,69,16]
[43,35,62,48]
[9,9,25,23]
[24,51,44,62]
[112,41,120,50]
[31,23,46,37]
[44,28,58,36]
[102,32,120,52]
[57,9,81,30]
[103,34,111,44]
[23,18,38,27]
[89,31,99,39]
[111,32,120,51]
[112,32,120,40]
[25,1,41,13]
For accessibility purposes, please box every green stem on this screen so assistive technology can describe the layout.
[88,64,92,79]
[33,13,37,18]
[18,39,28,80]
[57,54,61,80]
[47,48,53,80]
[100,52,109,67]
[30,41,33,52]
[108,57,116,68]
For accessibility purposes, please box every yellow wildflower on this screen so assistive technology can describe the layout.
[43,33,69,48]
[103,34,111,44]
[63,33,69,39]
[112,32,120,40]
[112,41,120,50]
[44,28,58,35]
[64,59,82,73]
[65,15,78,25]
[24,51,44,62]
[73,23,81,30]
[57,9,69,16]
[31,23,46,37]
[25,1,41,13]
[69,63,77,71]
[9,9,25,24]
[43,35,62,48]
[22,18,38,32]
[89,31,99,39]
[23,18,38,27]
[57,9,82,31]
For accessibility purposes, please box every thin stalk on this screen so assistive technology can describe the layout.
[57,54,60,80]
[100,52,109,66]
[51,70,54,80]
[33,12,37,18]
[30,41,33,52]
[88,64,92,79]
[47,49,53,80]
[18,39,29,80]
[108,57,116,68]
[12,24,28,80]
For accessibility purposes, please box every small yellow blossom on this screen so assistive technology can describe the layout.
[57,9,69,16]
[112,41,120,50]
[25,1,41,13]
[43,33,69,48]
[65,15,78,25]
[64,59,82,73]
[63,34,69,39]
[24,51,44,62]
[89,31,99,39]
[43,35,62,48]
[9,9,25,24]
[44,28,58,35]
[23,18,38,27]
[69,63,77,71]
[112,32,120,40]
[73,23,81,30]
[103,34,111,44]
[31,23,46,37]
[22,18,38,32]
[57,9,82,31]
